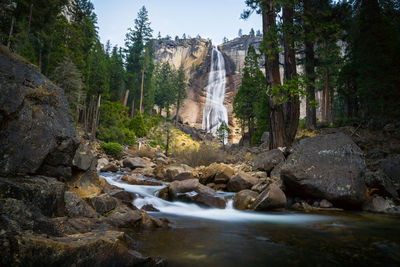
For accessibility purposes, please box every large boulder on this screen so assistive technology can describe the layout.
[0,47,78,177]
[380,156,400,193]
[64,191,98,218]
[227,172,258,192]
[169,179,226,208]
[0,176,65,217]
[280,133,367,207]
[2,230,161,267]
[362,196,391,213]
[199,163,234,184]
[101,163,119,172]
[233,190,259,210]
[86,194,118,215]
[254,149,285,173]
[72,143,97,171]
[364,170,398,199]
[163,164,194,181]
[250,184,287,211]
[122,157,154,169]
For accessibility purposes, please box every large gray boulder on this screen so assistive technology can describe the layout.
[254,149,285,173]
[0,176,66,217]
[227,172,258,192]
[233,190,259,210]
[380,156,400,193]
[64,191,98,218]
[250,184,287,211]
[0,48,78,177]
[122,157,154,169]
[280,133,367,207]
[72,143,97,171]
[362,196,391,213]
[169,179,226,208]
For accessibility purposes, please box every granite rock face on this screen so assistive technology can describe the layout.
[153,36,263,142]
[0,47,78,177]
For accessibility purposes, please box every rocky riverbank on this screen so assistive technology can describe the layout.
[98,128,400,215]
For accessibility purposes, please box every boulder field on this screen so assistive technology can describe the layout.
[100,130,399,214]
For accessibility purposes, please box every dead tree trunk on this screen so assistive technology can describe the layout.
[7,17,15,48]
[123,90,129,106]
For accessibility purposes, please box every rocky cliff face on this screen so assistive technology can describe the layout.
[0,46,79,178]
[153,36,263,142]
[154,38,212,127]
[0,46,166,266]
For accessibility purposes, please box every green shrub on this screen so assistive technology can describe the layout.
[128,113,148,137]
[101,142,123,159]
[97,126,136,146]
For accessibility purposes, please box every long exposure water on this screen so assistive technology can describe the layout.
[101,173,400,266]
[202,46,228,137]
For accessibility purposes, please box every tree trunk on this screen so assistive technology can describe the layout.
[304,0,317,130]
[325,68,332,123]
[7,17,15,49]
[26,4,33,43]
[91,94,101,140]
[283,2,299,146]
[261,0,285,149]
[123,90,129,106]
[321,89,326,121]
[165,126,170,157]
[139,70,144,113]
[130,98,135,118]
[175,89,181,126]
[46,37,54,76]
[38,49,42,72]
[86,96,94,133]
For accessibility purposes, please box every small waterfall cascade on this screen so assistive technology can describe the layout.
[100,172,330,223]
[202,46,228,137]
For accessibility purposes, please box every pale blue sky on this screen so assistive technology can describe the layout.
[92,0,262,47]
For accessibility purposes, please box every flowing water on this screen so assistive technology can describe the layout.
[202,46,228,138]
[101,173,400,266]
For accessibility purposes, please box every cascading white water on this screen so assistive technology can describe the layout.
[202,46,229,137]
[101,173,330,223]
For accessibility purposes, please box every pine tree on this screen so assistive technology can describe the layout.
[108,46,126,102]
[174,64,187,125]
[125,6,153,115]
[216,121,230,149]
[233,45,267,144]
[51,56,84,119]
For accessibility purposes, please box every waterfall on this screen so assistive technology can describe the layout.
[202,46,228,137]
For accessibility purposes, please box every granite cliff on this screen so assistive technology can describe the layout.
[153,36,263,142]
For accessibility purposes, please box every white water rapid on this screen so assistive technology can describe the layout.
[101,173,330,224]
[202,46,229,137]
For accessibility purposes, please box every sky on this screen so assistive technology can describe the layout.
[92,0,262,48]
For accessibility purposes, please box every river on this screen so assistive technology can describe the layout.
[101,172,400,266]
